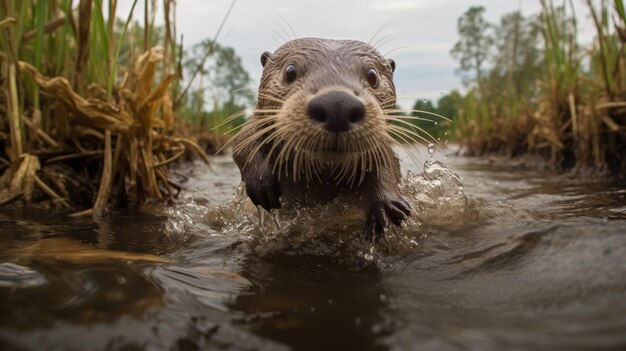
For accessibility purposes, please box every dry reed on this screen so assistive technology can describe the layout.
[0,0,213,215]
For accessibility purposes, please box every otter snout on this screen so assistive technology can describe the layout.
[307,91,365,133]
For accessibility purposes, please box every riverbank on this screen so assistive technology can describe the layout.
[0,1,235,214]
[1,151,625,350]
[444,1,626,176]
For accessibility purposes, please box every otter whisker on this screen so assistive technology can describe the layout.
[233,122,279,156]
[367,21,392,45]
[257,91,286,101]
[387,123,434,147]
[251,109,285,114]
[371,34,393,50]
[272,137,290,179]
[262,124,293,159]
[273,128,301,179]
[237,114,280,128]
[390,131,419,165]
[387,127,440,164]
[210,109,251,130]
[301,138,318,182]
[277,14,298,39]
[215,137,237,155]
[383,109,453,122]
[264,131,286,168]
[374,142,390,177]
[266,34,283,47]
[373,142,392,179]
[220,123,246,136]
[379,98,399,110]
[231,87,286,106]
[301,138,316,182]
[374,37,394,51]
[257,93,286,105]
[386,129,422,165]
[217,116,279,155]
[387,125,420,146]
[291,134,311,182]
[349,156,360,187]
[271,28,289,44]
[357,149,370,186]
[383,46,408,57]
[380,96,397,105]
[302,137,320,182]
[362,135,380,173]
[333,158,350,185]
[284,135,304,181]
[233,113,279,130]
[386,117,441,146]
[231,86,254,94]
[383,115,434,123]
[248,127,288,170]
[274,19,293,41]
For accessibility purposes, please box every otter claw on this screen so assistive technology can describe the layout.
[364,197,412,239]
[245,176,282,212]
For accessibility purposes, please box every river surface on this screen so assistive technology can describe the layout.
[1,148,625,351]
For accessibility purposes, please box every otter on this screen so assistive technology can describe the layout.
[232,38,412,238]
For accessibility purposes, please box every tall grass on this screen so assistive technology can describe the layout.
[0,0,214,215]
[453,0,626,174]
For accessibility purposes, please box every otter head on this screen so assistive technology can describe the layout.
[249,38,399,185]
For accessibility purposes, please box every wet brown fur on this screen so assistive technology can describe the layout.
[232,38,411,238]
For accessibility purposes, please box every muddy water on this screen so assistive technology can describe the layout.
[1,149,625,351]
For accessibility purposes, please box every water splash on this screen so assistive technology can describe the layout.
[0,262,47,288]
[427,144,435,158]
[197,160,518,263]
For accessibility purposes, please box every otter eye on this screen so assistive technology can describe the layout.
[284,64,297,84]
[367,68,379,87]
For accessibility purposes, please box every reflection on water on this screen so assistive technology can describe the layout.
[1,150,626,350]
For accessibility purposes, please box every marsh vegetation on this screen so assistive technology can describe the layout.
[0,0,249,213]
[431,0,626,174]
[1,1,626,351]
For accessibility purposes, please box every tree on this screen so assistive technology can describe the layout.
[184,40,254,110]
[182,40,254,127]
[436,91,461,121]
[408,99,443,140]
[451,6,494,86]
[491,11,543,99]
[413,99,436,113]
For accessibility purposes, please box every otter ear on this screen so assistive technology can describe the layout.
[388,59,396,73]
[261,51,272,67]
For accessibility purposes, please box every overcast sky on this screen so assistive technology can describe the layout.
[117,0,594,107]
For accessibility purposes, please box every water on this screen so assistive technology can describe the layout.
[1,149,625,351]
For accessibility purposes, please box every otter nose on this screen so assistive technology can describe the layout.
[307,91,365,133]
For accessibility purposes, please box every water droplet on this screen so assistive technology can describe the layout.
[427,143,435,158]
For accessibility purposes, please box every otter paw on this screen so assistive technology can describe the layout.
[363,197,412,239]
[245,175,282,212]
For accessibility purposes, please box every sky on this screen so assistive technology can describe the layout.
[116,0,594,107]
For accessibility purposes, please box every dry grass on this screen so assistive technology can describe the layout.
[0,0,212,216]
[454,1,626,175]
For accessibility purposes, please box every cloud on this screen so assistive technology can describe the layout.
[115,0,595,106]
[369,1,424,12]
